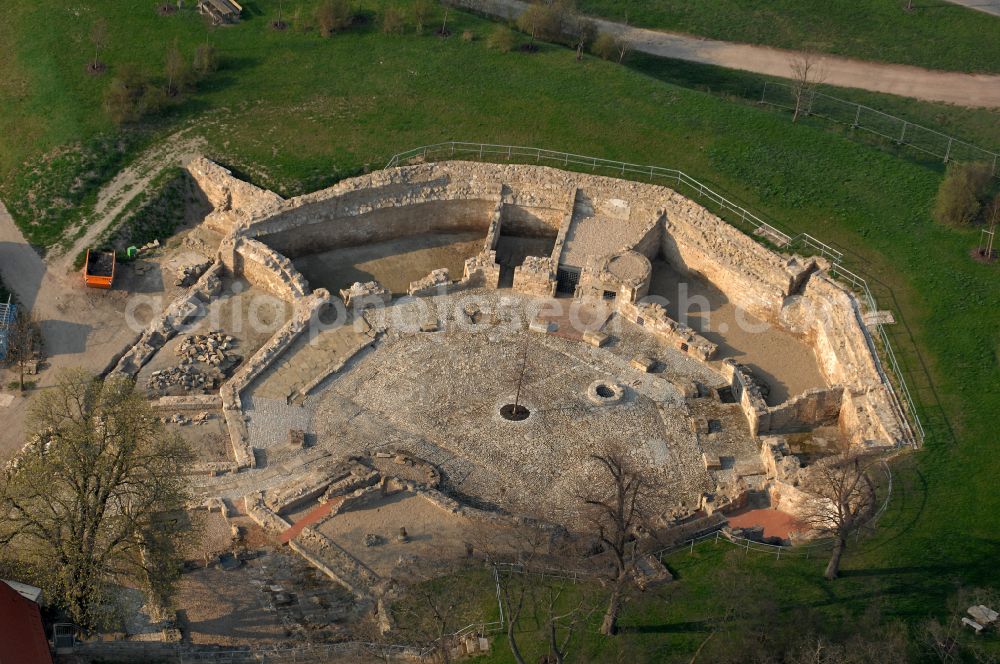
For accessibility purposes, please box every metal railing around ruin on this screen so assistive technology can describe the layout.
[760,81,1000,178]
[384,142,924,447]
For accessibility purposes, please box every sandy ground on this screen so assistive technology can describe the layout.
[293,233,485,295]
[480,0,1000,107]
[316,491,476,577]
[0,203,191,461]
[164,416,232,464]
[726,507,803,540]
[648,260,825,405]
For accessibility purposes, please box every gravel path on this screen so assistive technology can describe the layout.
[943,0,1000,17]
[470,0,1000,107]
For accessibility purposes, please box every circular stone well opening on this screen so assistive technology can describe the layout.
[500,403,531,421]
[587,380,625,405]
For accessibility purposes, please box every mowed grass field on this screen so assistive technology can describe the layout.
[577,0,1000,73]
[2,0,999,658]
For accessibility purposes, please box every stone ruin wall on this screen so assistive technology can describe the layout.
[186,158,284,236]
[184,159,906,448]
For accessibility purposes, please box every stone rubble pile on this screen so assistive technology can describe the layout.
[173,258,213,287]
[146,331,241,395]
[177,331,238,367]
[147,365,218,394]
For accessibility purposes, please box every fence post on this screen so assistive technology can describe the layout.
[944,138,953,163]
[690,539,695,555]
[993,154,998,176]
[899,121,907,144]
[852,104,861,128]
[760,81,767,103]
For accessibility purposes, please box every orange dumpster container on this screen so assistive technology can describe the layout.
[84,249,115,289]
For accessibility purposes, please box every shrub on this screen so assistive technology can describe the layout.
[592,32,617,60]
[381,6,405,35]
[517,4,561,43]
[461,29,474,43]
[103,67,164,125]
[316,0,351,37]
[933,162,994,226]
[487,25,516,53]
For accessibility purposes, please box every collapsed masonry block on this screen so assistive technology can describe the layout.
[408,268,450,297]
[702,453,723,471]
[630,355,656,372]
[583,330,609,347]
[529,319,554,334]
[340,281,391,309]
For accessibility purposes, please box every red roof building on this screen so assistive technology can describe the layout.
[0,580,52,664]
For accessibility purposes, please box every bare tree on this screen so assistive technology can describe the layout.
[578,442,653,635]
[0,369,194,630]
[164,40,188,96]
[4,308,39,392]
[789,53,827,123]
[471,519,594,664]
[90,18,109,73]
[571,16,597,61]
[798,452,882,580]
[517,4,560,47]
[393,563,484,664]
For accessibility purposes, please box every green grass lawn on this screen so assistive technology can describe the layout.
[577,0,1000,74]
[2,0,999,658]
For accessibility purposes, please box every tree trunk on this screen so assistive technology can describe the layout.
[600,586,622,635]
[825,535,846,580]
[792,96,802,123]
[549,619,564,663]
[507,622,527,664]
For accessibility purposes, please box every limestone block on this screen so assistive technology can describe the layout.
[583,330,609,347]
[630,355,656,372]
[702,453,723,471]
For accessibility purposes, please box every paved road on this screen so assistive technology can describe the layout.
[467,0,1000,107]
[944,0,1000,17]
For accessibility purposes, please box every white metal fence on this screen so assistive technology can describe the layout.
[385,142,924,446]
[760,81,1000,177]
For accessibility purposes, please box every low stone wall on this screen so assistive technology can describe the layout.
[290,527,380,598]
[661,195,816,322]
[549,187,577,263]
[152,394,223,411]
[512,256,557,297]
[463,250,502,289]
[760,386,844,434]
[220,289,332,468]
[484,198,504,251]
[235,237,308,301]
[244,491,293,536]
[618,299,717,361]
